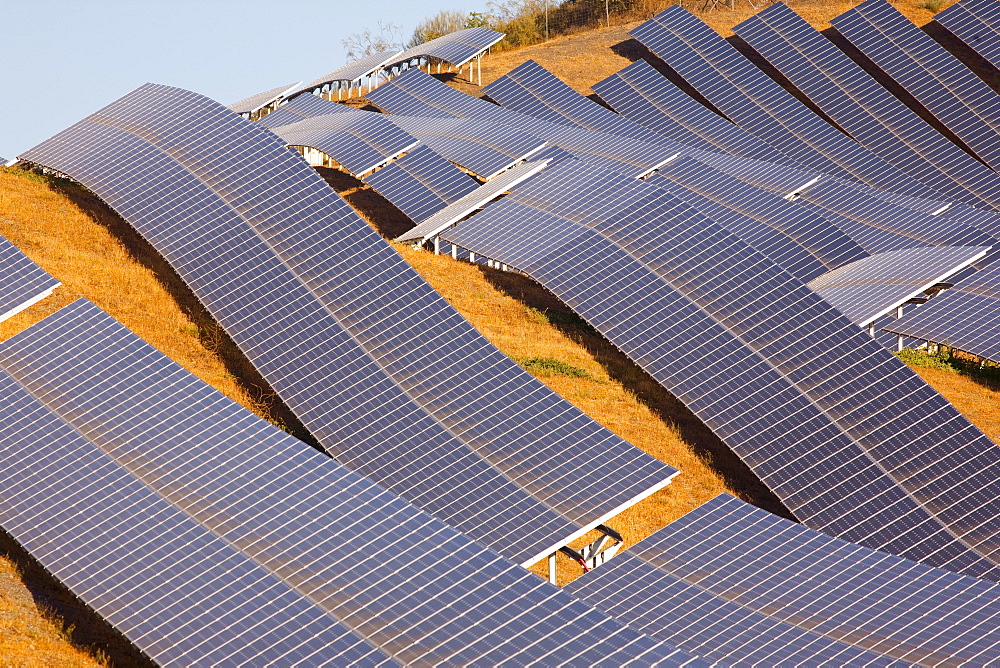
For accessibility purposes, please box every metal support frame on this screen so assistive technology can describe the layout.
[547,553,557,585]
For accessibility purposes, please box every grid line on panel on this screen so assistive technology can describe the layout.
[445,160,1000,578]
[568,494,1000,667]
[733,3,1000,210]
[19,83,678,569]
[0,233,60,322]
[832,0,1000,171]
[0,367,390,668]
[630,5,939,198]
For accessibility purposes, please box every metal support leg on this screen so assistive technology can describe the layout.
[895,305,904,351]
[469,251,476,263]
[547,553,557,585]
[433,236,441,255]
[451,244,458,259]
[867,322,875,337]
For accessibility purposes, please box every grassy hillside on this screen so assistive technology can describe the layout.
[1,0,997,662]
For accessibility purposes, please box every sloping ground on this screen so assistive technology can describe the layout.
[0,0,997,662]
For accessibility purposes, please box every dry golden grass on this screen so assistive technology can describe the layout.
[1,0,998,658]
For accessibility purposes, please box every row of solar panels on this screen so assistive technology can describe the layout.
[228,27,505,116]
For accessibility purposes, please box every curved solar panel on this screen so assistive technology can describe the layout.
[650,156,869,272]
[567,493,1000,667]
[389,115,547,179]
[0,233,59,322]
[444,159,1000,579]
[936,0,1000,71]
[0,299,692,666]
[734,3,1000,210]
[18,83,678,568]
[630,5,939,198]
[363,144,480,221]
[292,49,404,97]
[807,245,990,326]
[389,27,504,70]
[0,367,392,667]
[271,109,419,176]
[227,81,301,116]
[884,260,1000,363]
[256,92,347,129]
[832,0,1000,172]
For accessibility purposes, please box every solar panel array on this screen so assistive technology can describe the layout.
[444,159,1000,579]
[807,245,991,326]
[226,81,301,116]
[396,159,548,243]
[733,2,1000,210]
[884,260,1000,363]
[363,144,480,221]
[18,83,678,570]
[0,233,60,322]
[390,114,548,179]
[630,5,939,198]
[567,493,1000,667]
[591,58,794,164]
[832,0,1000,172]
[270,108,419,176]
[0,299,693,666]
[936,0,1000,71]
[255,92,346,129]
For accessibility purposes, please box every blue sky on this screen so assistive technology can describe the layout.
[0,0,487,159]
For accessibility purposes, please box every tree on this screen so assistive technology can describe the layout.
[341,21,406,61]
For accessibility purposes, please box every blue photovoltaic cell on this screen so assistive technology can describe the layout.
[807,245,991,326]
[884,260,1000,363]
[368,68,689,178]
[256,92,348,129]
[389,115,547,179]
[445,159,1000,578]
[936,0,1000,71]
[271,108,418,176]
[832,0,1000,171]
[0,364,391,667]
[793,177,999,255]
[363,144,480,221]
[567,493,1000,667]
[0,299,691,666]
[650,156,869,272]
[592,59,796,164]
[734,3,1000,210]
[19,83,678,568]
[0,233,59,321]
[630,5,939,198]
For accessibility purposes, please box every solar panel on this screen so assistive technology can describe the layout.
[631,5,939,198]
[936,0,1000,71]
[227,81,302,116]
[255,92,348,130]
[807,245,991,326]
[18,83,678,569]
[650,156,869,272]
[389,115,547,179]
[832,0,1000,171]
[291,49,404,99]
[644,171,832,283]
[369,68,689,178]
[0,233,59,322]
[0,299,696,666]
[443,159,1000,579]
[884,260,1000,363]
[793,177,1000,254]
[396,160,548,243]
[735,3,1000,211]
[388,27,504,71]
[793,195,931,257]
[270,108,419,176]
[363,144,480,221]
[591,59,796,164]
[0,366,391,667]
[692,149,823,194]
[567,493,1000,667]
